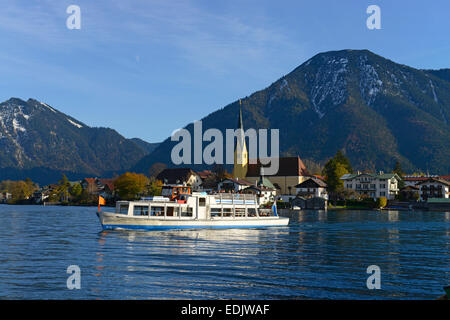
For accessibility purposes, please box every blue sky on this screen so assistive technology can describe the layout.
[1,0,449,142]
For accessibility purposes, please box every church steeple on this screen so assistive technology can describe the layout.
[233,99,248,179]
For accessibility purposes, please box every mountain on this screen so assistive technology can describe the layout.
[133,49,450,174]
[130,138,160,154]
[0,98,148,184]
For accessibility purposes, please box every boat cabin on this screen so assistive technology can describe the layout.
[114,193,277,220]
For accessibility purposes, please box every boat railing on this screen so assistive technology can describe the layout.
[214,193,257,204]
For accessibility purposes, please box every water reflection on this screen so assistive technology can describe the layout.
[0,205,448,299]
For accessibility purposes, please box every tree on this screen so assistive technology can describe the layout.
[323,151,352,193]
[144,177,163,196]
[393,160,405,189]
[69,183,82,198]
[393,160,404,177]
[57,174,71,202]
[375,197,387,208]
[334,150,353,173]
[114,172,149,200]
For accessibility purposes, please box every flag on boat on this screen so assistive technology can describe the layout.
[98,196,106,212]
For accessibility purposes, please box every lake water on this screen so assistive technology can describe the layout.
[0,205,448,299]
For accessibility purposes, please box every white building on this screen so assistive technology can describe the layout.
[156,168,203,190]
[241,186,277,206]
[295,177,328,200]
[340,172,401,200]
[217,178,253,193]
[416,178,450,201]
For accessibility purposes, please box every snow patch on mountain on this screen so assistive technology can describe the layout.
[67,118,83,128]
[310,56,349,118]
[359,55,383,106]
[40,102,57,113]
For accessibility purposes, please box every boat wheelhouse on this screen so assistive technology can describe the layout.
[97,191,289,231]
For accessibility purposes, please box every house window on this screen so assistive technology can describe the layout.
[380,184,385,189]
[380,192,385,196]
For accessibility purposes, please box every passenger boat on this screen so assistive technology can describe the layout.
[96,186,289,230]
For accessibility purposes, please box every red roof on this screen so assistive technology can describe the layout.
[104,182,115,191]
[83,178,96,184]
[404,177,431,181]
[196,170,213,179]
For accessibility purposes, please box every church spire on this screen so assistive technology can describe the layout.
[233,99,248,179]
[237,99,244,130]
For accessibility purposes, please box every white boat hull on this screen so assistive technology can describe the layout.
[97,211,289,230]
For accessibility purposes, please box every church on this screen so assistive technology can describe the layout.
[232,102,310,195]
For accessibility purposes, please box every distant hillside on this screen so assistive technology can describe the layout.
[133,49,450,174]
[0,98,148,184]
[130,138,160,155]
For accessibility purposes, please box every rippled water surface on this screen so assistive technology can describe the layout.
[0,205,448,299]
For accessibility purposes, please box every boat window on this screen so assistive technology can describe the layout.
[180,207,193,217]
[235,208,245,217]
[211,208,222,217]
[223,208,232,217]
[166,206,179,217]
[199,198,206,207]
[118,204,129,215]
[133,205,149,216]
[150,206,164,217]
[247,208,257,217]
[259,209,273,217]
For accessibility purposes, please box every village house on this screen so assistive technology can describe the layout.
[217,178,253,193]
[398,185,420,201]
[403,176,437,187]
[81,178,115,198]
[0,192,12,203]
[340,172,401,200]
[156,168,202,190]
[246,156,309,195]
[241,185,277,206]
[97,179,115,199]
[416,177,450,201]
[295,177,328,200]
[81,178,98,194]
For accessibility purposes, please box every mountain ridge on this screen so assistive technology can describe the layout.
[133,49,450,174]
[0,97,149,184]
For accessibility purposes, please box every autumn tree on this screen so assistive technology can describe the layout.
[114,172,149,200]
[69,183,83,198]
[323,150,353,193]
[144,177,163,196]
[56,174,71,202]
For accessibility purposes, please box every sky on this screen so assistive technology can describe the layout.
[0,0,449,142]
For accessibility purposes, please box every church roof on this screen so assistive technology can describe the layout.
[246,156,309,177]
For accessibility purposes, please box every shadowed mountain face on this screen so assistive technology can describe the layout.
[133,49,450,174]
[0,98,148,184]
